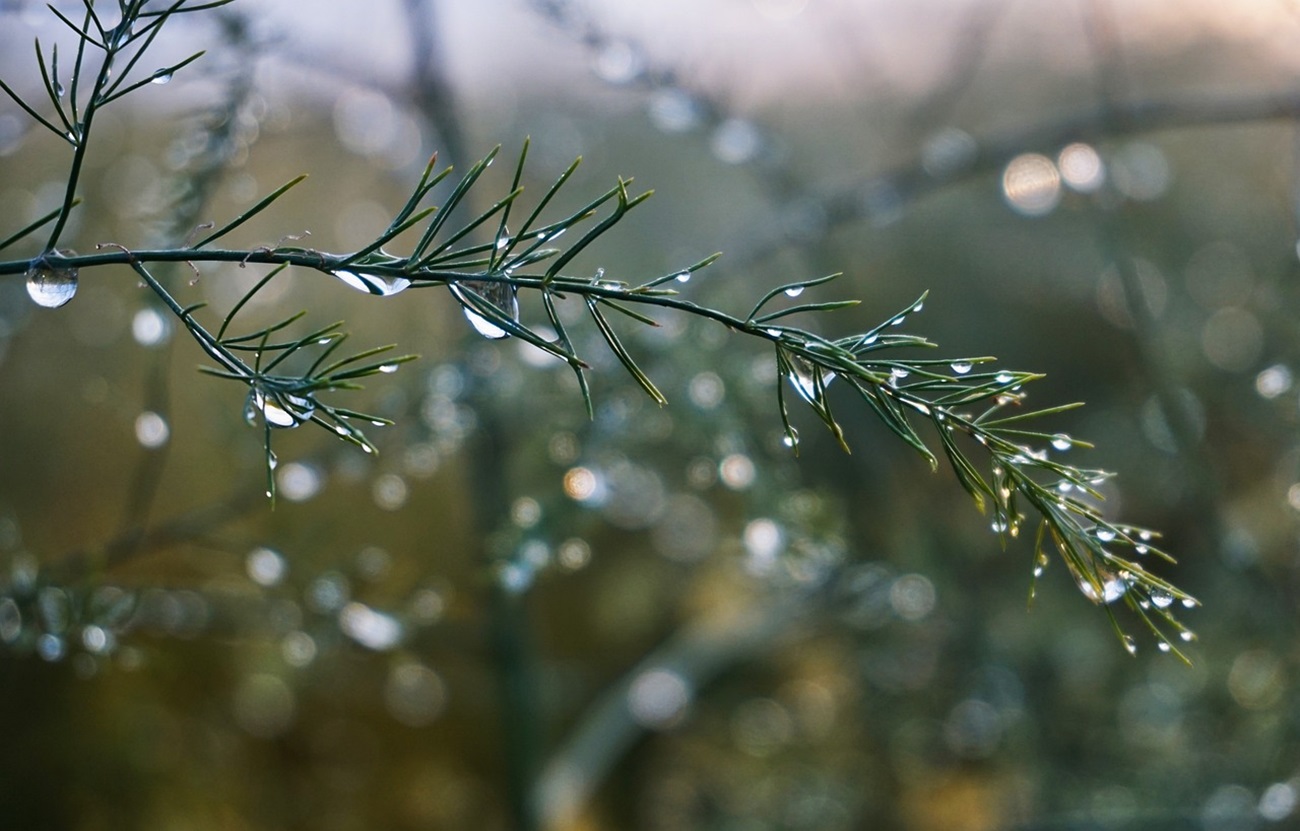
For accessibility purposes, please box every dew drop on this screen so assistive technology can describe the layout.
[1157,641,1171,653]
[332,270,411,297]
[1150,589,1175,609]
[675,272,691,283]
[995,372,1014,384]
[251,389,314,428]
[1179,630,1196,641]
[991,518,1008,533]
[379,363,399,374]
[890,316,905,326]
[451,282,517,340]
[1181,597,1199,609]
[1123,635,1137,655]
[784,286,805,298]
[950,361,973,375]
[786,355,834,402]
[25,264,78,308]
[1050,433,1072,451]
[151,70,173,85]
[1095,527,1117,542]
[54,79,65,98]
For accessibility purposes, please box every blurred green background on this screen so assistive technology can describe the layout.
[0,1,1298,828]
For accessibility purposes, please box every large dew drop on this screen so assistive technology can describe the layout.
[25,264,79,308]
[451,281,518,340]
[332,270,411,297]
[248,389,315,428]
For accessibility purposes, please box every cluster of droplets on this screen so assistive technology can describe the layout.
[0,553,137,672]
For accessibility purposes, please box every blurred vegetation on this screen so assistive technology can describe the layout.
[0,1,1298,829]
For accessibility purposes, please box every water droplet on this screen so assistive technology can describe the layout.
[1057,481,1074,493]
[451,282,518,340]
[1050,434,1072,451]
[995,372,1014,384]
[950,361,973,375]
[332,270,411,297]
[54,79,65,98]
[379,363,399,374]
[25,264,78,308]
[1032,565,1044,577]
[1095,527,1117,542]
[911,300,924,313]
[1157,641,1172,653]
[1135,544,1148,555]
[151,69,173,85]
[991,518,1008,533]
[786,355,833,402]
[1181,597,1199,609]
[1122,635,1137,656]
[495,231,509,251]
[675,272,691,283]
[1179,630,1196,641]
[250,389,314,428]
[784,286,805,298]
[890,316,905,326]
[782,432,797,448]
[1138,530,1153,541]
[1150,589,1175,609]
[890,368,910,380]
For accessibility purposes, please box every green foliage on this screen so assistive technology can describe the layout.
[0,0,1196,655]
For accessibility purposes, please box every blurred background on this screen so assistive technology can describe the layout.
[0,0,1298,828]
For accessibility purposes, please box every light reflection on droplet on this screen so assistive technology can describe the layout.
[409,588,446,623]
[280,630,317,667]
[306,572,350,613]
[246,546,287,587]
[372,473,409,511]
[719,454,756,490]
[558,538,592,570]
[25,264,79,308]
[36,633,64,661]
[688,371,725,410]
[1057,142,1105,192]
[131,307,171,346]
[1259,782,1298,822]
[563,466,600,502]
[277,461,323,502]
[890,573,936,621]
[742,518,783,576]
[711,118,762,165]
[133,410,169,448]
[648,88,702,133]
[1255,364,1292,399]
[592,39,642,84]
[1002,153,1061,217]
[338,601,403,651]
[627,667,692,728]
